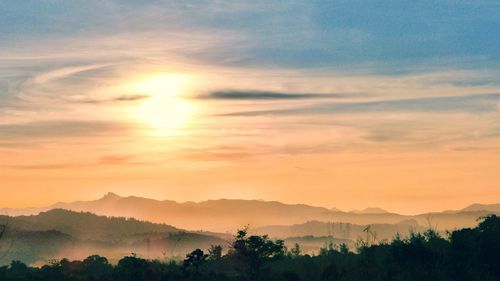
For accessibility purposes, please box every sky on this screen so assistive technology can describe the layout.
[1,1,500,214]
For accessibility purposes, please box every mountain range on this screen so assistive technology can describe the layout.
[1,193,499,232]
[1,195,499,265]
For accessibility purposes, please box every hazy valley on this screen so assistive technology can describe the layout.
[1,193,498,265]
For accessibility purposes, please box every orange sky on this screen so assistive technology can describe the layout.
[1,2,500,214]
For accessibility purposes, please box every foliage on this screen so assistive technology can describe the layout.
[207,245,223,261]
[0,215,498,281]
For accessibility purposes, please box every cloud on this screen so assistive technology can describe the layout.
[31,64,111,84]
[199,90,361,100]
[221,93,500,116]
[0,120,129,140]
[78,94,150,104]
[360,126,445,146]
[3,154,138,170]
[3,163,93,170]
[99,154,135,164]
[452,146,500,152]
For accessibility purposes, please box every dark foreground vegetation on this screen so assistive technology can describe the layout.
[0,215,499,281]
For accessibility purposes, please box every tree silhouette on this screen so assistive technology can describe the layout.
[290,243,301,257]
[0,216,499,281]
[321,264,340,281]
[0,217,10,261]
[183,249,207,268]
[228,227,286,279]
[208,245,223,261]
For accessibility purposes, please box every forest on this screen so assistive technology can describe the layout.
[0,215,498,281]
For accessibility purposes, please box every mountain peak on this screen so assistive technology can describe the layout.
[330,207,343,212]
[101,192,122,200]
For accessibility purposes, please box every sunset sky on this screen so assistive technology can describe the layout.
[1,1,500,214]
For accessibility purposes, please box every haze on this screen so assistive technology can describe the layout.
[1,1,500,214]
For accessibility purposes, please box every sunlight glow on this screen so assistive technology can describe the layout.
[130,73,194,135]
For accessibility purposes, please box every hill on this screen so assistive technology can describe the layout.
[255,219,425,242]
[2,193,499,232]
[47,193,337,231]
[460,203,500,213]
[1,215,499,281]
[0,210,227,265]
[1,209,180,240]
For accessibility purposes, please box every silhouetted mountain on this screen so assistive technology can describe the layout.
[0,207,50,217]
[46,194,338,231]
[459,203,500,213]
[2,193,499,232]
[0,210,227,264]
[2,209,179,240]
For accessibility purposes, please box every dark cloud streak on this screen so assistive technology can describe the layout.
[200,90,362,100]
[77,94,150,104]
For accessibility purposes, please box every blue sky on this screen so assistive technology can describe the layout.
[1,1,500,71]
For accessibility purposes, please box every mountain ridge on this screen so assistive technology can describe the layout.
[0,209,228,264]
[2,193,499,232]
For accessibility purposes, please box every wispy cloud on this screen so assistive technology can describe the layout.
[0,120,129,140]
[222,93,500,116]
[3,163,93,170]
[77,94,150,104]
[3,154,138,170]
[30,64,111,85]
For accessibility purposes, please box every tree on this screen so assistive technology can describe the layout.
[83,255,113,280]
[183,249,208,279]
[115,255,152,281]
[228,227,286,279]
[321,264,340,281]
[0,217,498,281]
[319,242,335,256]
[208,245,223,261]
[477,215,500,279]
[339,243,349,255]
[0,217,9,261]
[290,243,301,257]
[8,260,32,280]
[183,249,207,269]
[0,220,6,241]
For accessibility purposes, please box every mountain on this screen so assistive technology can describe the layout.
[2,197,499,264]
[2,193,499,232]
[460,203,500,213]
[0,207,51,217]
[2,208,180,240]
[349,207,389,214]
[254,219,425,242]
[0,209,227,265]
[46,194,339,232]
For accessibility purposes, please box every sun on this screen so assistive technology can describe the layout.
[129,73,194,135]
